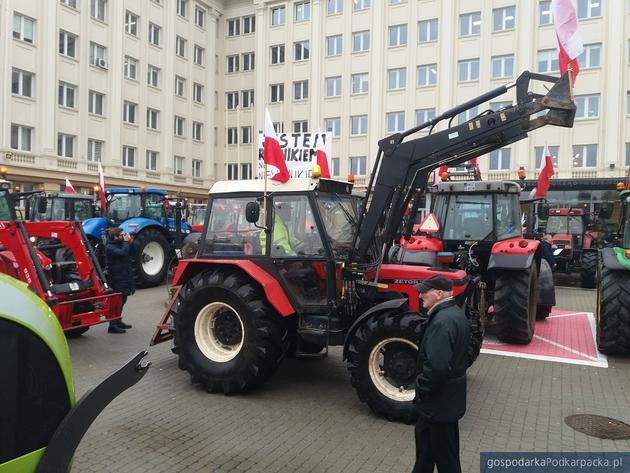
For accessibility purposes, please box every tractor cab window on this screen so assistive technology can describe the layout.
[440,194,493,241]
[144,193,166,221]
[546,215,584,235]
[623,199,630,249]
[50,198,67,220]
[204,197,266,255]
[270,196,324,258]
[495,193,521,240]
[107,194,142,221]
[74,200,93,220]
[191,206,206,226]
[316,193,357,254]
[0,191,13,220]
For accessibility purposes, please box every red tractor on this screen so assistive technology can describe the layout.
[151,71,576,422]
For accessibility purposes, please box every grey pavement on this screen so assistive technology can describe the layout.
[68,284,630,473]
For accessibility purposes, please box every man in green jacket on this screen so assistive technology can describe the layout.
[412,275,470,473]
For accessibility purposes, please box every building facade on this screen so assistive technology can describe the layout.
[2,0,629,198]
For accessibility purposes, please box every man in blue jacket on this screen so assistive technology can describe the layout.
[413,275,470,473]
[105,227,135,334]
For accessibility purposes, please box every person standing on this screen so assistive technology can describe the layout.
[540,234,556,269]
[105,227,135,334]
[412,275,470,473]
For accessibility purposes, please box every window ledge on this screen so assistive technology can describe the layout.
[88,112,106,119]
[12,94,36,103]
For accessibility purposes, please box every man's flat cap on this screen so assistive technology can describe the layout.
[415,275,453,294]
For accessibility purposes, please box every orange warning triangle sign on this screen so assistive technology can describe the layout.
[418,212,440,233]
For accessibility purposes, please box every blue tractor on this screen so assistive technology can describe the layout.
[83,188,192,287]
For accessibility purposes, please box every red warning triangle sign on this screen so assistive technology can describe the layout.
[418,212,440,233]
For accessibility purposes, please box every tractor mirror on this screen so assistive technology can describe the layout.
[37,197,48,214]
[538,202,549,220]
[598,202,613,220]
[245,201,260,223]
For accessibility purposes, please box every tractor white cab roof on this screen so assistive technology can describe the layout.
[208,178,353,195]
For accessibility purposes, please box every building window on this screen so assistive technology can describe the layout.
[458,58,480,82]
[537,49,559,73]
[353,0,370,11]
[626,144,630,166]
[174,156,184,175]
[192,159,202,178]
[352,30,370,52]
[227,163,238,180]
[146,150,158,170]
[148,22,161,46]
[388,24,407,47]
[11,69,33,98]
[387,68,406,90]
[295,1,311,21]
[459,12,481,37]
[539,1,552,25]
[242,126,252,144]
[418,19,438,43]
[10,124,32,151]
[241,163,252,179]
[59,30,77,58]
[226,91,239,109]
[415,108,436,126]
[88,139,103,162]
[386,111,405,133]
[227,18,240,36]
[147,64,160,87]
[227,127,238,145]
[89,90,104,115]
[350,156,367,176]
[294,40,310,61]
[534,145,559,168]
[271,6,286,26]
[271,45,285,64]
[351,73,369,94]
[242,90,254,108]
[57,133,75,158]
[493,6,515,32]
[242,52,255,71]
[578,43,601,69]
[176,0,188,17]
[328,0,343,15]
[194,45,204,65]
[326,76,342,97]
[123,101,137,124]
[125,10,138,35]
[226,54,239,72]
[627,92,630,115]
[243,15,255,34]
[58,82,76,108]
[491,55,514,79]
[331,158,340,176]
[489,148,511,170]
[122,146,136,167]
[175,76,186,97]
[417,64,437,87]
[325,117,341,137]
[193,122,203,141]
[577,0,601,19]
[89,42,106,66]
[574,94,599,119]
[294,80,309,100]
[176,36,187,57]
[90,0,107,21]
[293,121,308,133]
[457,106,479,125]
[326,35,343,56]
[350,115,368,135]
[124,56,137,80]
[61,0,78,8]
[572,144,597,167]
[147,108,159,130]
[174,116,185,137]
[193,83,204,103]
[195,7,206,28]
[270,83,284,103]
[13,13,34,43]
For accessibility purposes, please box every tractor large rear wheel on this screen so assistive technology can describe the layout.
[581,251,598,289]
[132,229,169,287]
[596,266,630,355]
[347,311,421,424]
[493,266,538,344]
[173,269,288,393]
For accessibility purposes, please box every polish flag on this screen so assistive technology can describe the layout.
[263,109,290,183]
[97,163,107,211]
[551,0,584,86]
[535,144,555,199]
[315,133,331,178]
[65,177,76,193]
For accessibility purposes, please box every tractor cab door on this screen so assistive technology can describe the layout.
[144,193,166,223]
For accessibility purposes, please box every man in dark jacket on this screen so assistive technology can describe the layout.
[105,227,135,334]
[412,275,470,473]
[540,234,556,269]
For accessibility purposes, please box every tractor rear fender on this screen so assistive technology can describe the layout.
[601,247,628,271]
[172,259,295,317]
[342,298,408,360]
[82,217,110,241]
[120,218,169,239]
[488,238,540,270]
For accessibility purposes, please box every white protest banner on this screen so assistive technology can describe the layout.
[258,131,332,179]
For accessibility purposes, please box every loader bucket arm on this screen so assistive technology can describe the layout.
[352,71,575,262]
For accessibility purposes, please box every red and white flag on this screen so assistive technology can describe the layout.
[551,0,584,86]
[65,177,75,193]
[315,133,331,179]
[535,144,555,199]
[97,163,107,211]
[263,109,290,183]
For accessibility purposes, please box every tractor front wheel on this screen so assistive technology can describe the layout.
[597,267,630,355]
[173,269,288,393]
[493,266,538,344]
[580,251,598,289]
[347,311,422,424]
[132,229,169,287]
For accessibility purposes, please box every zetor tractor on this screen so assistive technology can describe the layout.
[596,189,630,355]
[151,71,575,422]
[83,188,193,287]
[399,180,556,343]
[545,207,599,288]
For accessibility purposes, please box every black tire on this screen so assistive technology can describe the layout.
[581,251,598,289]
[132,228,170,287]
[65,326,90,338]
[493,266,538,344]
[347,311,422,424]
[173,268,288,393]
[536,305,552,320]
[596,266,630,355]
[466,306,483,367]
